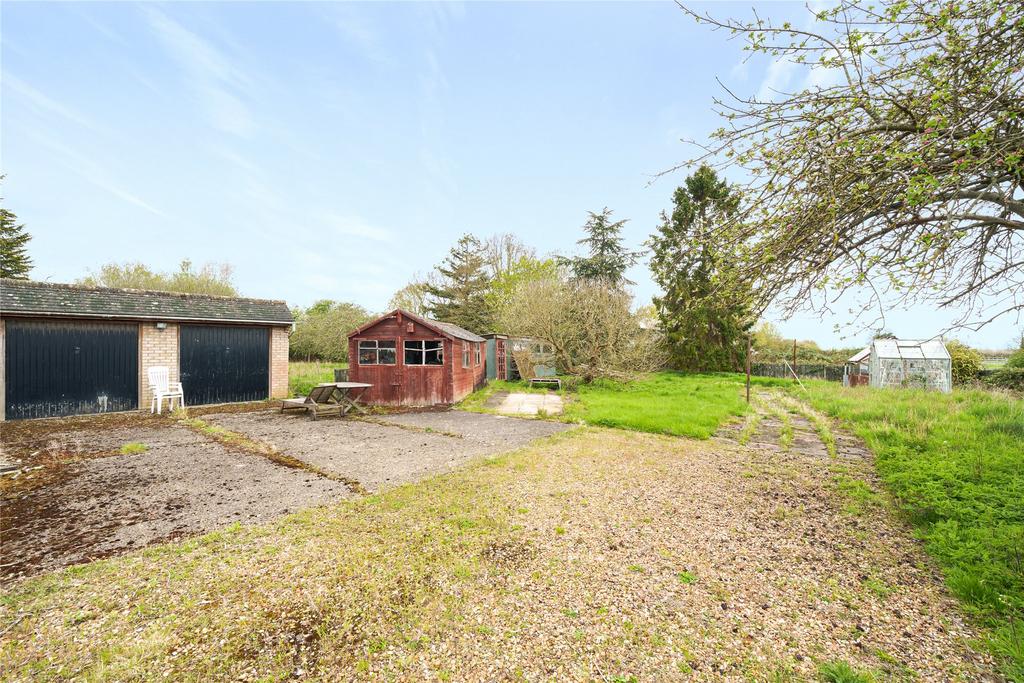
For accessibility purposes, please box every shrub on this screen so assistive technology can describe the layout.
[1006,347,1024,369]
[946,340,982,385]
[559,375,581,393]
[986,367,1024,392]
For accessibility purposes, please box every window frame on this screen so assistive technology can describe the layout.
[474,343,482,366]
[357,339,396,366]
[404,339,444,366]
[462,342,471,369]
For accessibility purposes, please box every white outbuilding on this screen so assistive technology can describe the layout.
[867,338,952,393]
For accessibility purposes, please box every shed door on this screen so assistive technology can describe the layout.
[4,319,138,420]
[179,325,269,405]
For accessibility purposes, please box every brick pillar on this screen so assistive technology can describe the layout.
[139,322,180,410]
[270,326,289,398]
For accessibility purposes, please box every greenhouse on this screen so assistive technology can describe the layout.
[868,338,952,393]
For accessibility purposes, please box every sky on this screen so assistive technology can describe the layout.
[2,1,1020,350]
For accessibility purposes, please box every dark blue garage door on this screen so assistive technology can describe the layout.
[4,319,139,420]
[179,324,269,405]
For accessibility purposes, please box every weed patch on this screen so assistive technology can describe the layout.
[795,381,1024,678]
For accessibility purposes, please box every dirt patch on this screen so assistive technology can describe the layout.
[1,424,350,582]
[204,409,570,493]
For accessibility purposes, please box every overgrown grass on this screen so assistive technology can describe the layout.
[288,361,346,397]
[794,381,1024,678]
[817,659,878,683]
[462,372,789,439]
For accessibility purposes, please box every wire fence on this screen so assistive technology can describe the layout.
[750,363,846,382]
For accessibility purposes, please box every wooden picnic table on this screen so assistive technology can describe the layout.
[280,382,373,420]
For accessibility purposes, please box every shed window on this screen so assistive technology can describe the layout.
[405,340,443,366]
[358,339,396,365]
[474,343,482,365]
[462,342,471,368]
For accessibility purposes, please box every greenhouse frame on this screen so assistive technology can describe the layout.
[868,338,952,393]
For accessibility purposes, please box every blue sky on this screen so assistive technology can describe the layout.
[2,1,1019,349]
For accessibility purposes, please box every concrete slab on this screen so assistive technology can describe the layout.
[485,391,564,416]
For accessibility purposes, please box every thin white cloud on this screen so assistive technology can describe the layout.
[2,73,101,132]
[142,7,257,137]
[322,213,395,243]
[30,132,166,217]
[328,5,392,67]
[756,56,798,101]
[804,64,844,90]
[729,58,750,82]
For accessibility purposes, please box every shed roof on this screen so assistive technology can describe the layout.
[848,346,871,363]
[430,320,486,343]
[349,309,486,343]
[871,338,950,360]
[0,279,293,325]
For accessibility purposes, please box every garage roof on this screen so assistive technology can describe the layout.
[0,279,293,326]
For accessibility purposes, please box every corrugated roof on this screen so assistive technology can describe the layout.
[0,279,293,325]
[871,338,950,360]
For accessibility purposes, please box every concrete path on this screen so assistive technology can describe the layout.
[484,391,564,416]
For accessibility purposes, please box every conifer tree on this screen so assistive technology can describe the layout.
[648,165,752,371]
[425,234,493,332]
[564,208,641,286]
[0,207,32,279]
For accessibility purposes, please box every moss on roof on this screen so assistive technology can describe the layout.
[0,279,292,325]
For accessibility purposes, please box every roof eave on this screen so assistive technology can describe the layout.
[0,309,293,326]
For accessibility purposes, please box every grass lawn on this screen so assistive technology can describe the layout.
[0,428,985,681]
[461,371,789,439]
[289,361,346,397]
[792,381,1024,678]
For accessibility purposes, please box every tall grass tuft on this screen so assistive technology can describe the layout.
[797,381,1024,678]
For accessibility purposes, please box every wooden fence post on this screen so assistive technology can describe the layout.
[792,339,797,383]
[746,335,752,404]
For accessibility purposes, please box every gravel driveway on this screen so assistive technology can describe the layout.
[203,410,569,492]
[1,424,350,581]
[1,409,568,582]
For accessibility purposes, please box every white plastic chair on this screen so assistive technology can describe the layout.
[148,366,185,414]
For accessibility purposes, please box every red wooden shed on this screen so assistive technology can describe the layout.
[347,310,487,406]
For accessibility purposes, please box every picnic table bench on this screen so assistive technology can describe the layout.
[280,382,372,420]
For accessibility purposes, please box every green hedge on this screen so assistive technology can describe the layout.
[984,367,1024,391]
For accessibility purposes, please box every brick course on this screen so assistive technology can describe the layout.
[139,322,180,410]
[270,327,289,398]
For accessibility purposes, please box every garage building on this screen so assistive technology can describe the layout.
[347,309,486,406]
[0,279,292,420]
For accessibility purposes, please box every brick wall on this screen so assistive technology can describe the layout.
[139,322,179,410]
[270,326,289,398]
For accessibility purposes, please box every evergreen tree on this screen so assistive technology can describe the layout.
[425,234,493,332]
[648,165,751,371]
[0,208,32,279]
[564,208,641,286]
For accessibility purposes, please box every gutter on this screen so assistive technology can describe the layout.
[0,310,293,326]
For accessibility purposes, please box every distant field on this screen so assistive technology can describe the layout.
[794,380,1024,678]
[289,360,346,397]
